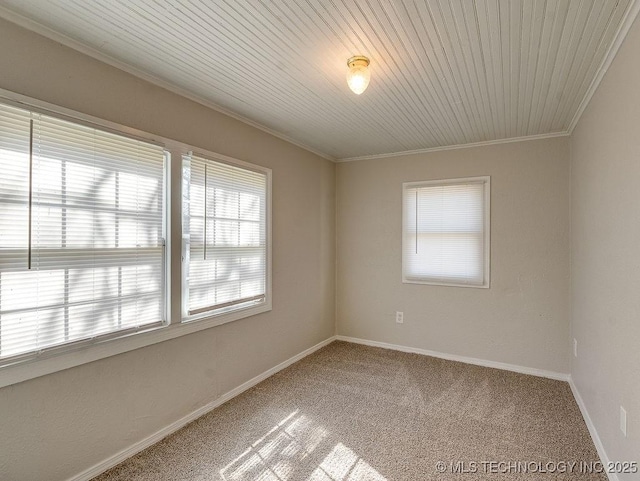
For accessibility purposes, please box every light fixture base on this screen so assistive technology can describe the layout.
[347,56,370,68]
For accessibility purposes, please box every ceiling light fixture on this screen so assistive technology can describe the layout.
[346,56,370,95]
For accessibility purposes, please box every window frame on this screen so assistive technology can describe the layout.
[181,150,273,328]
[401,176,491,289]
[0,88,272,388]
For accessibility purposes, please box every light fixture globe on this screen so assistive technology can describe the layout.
[346,56,370,95]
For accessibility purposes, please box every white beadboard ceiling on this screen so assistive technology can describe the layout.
[0,0,638,160]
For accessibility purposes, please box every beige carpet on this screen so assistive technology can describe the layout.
[93,341,605,481]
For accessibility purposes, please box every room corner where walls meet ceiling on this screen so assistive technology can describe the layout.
[0,0,639,161]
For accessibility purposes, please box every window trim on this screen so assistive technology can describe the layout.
[0,88,272,388]
[401,176,491,289]
[181,150,273,326]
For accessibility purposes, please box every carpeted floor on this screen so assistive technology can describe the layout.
[93,341,605,480]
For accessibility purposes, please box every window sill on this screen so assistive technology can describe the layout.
[0,301,272,389]
[183,300,271,326]
[402,278,490,289]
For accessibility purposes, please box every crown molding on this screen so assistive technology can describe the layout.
[337,131,571,162]
[0,6,336,163]
[568,0,640,133]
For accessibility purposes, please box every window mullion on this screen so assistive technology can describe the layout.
[27,119,34,270]
[62,153,69,340]
[115,170,122,330]
[167,147,183,325]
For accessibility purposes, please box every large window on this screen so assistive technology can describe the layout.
[0,102,166,362]
[182,153,270,321]
[0,91,273,387]
[402,177,490,288]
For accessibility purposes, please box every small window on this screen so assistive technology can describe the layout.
[402,176,490,288]
[0,102,167,362]
[182,153,271,322]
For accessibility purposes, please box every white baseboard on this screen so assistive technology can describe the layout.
[68,335,337,481]
[569,376,619,481]
[336,335,570,381]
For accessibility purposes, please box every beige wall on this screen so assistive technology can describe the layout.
[0,18,335,481]
[337,137,571,373]
[570,15,640,478]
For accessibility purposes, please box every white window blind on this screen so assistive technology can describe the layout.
[402,177,490,287]
[0,102,166,361]
[183,154,268,318]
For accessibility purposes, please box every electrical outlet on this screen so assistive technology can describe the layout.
[395,311,404,324]
[573,338,578,357]
[620,406,627,437]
